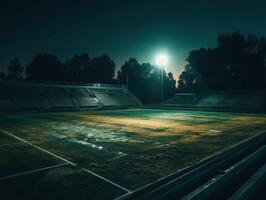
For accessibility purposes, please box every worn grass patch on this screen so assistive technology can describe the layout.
[0,109,266,191]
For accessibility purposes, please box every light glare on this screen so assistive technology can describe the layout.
[155,54,169,67]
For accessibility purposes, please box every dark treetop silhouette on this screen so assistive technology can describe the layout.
[26,53,116,84]
[178,32,266,93]
[7,58,23,80]
[2,32,266,103]
[2,53,177,103]
[117,58,176,103]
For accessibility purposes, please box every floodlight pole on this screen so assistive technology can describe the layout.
[160,67,163,104]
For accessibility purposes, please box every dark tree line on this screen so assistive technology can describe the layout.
[0,57,24,80]
[0,53,116,83]
[26,53,115,84]
[1,53,177,103]
[117,58,176,103]
[4,32,263,102]
[178,32,266,93]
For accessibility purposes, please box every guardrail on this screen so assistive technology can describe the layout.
[117,131,266,200]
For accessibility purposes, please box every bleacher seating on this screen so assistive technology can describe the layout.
[68,88,100,107]
[162,91,266,111]
[91,88,138,106]
[91,88,121,106]
[110,89,137,105]
[197,91,266,109]
[11,85,50,110]
[43,87,76,108]
[0,81,141,111]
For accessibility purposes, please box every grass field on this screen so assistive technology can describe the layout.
[1,108,266,200]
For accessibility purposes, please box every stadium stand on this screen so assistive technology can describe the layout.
[197,91,266,109]
[0,81,141,111]
[43,87,77,108]
[68,87,100,107]
[91,88,122,106]
[106,88,138,106]
[91,88,138,106]
[11,85,50,110]
[162,91,266,112]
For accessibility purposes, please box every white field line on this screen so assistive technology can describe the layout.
[82,168,131,193]
[115,130,266,200]
[112,154,127,161]
[0,129,77,166]
[0,129,130,192]
[0,163,69,181]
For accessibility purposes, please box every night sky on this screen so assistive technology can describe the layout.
[1,0,266,79]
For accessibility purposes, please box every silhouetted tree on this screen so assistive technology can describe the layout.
[178,63,208,93]
[7,58,23,80]
[64,53,91,82]
[117,58,141,87]
[118,58,176,103]
[22,52,176,102]
[91,54,116,83]
[26,54,63,81]
[166,72,177,95]
[62,53,115,83]
[178,32,266,92]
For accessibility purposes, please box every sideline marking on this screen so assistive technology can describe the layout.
[112,154,127,161]
[82,168,131,193]
[0,129,77,166]
[0,129,130,192]
[0,163,69,181]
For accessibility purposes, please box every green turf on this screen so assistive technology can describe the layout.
[0,134,18,145]
[0,108,266,198]
[0,165,124,200]
[0,143,62,178]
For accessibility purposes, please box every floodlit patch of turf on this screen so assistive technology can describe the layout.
[0,109,266,190]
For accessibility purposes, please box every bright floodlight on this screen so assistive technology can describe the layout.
[155,54,169,67]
